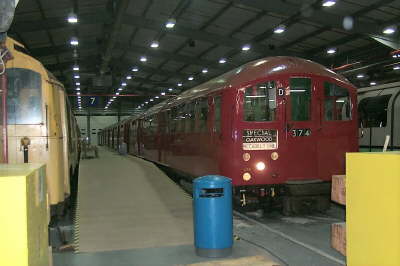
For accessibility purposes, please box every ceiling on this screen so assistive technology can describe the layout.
[7,0,400,115]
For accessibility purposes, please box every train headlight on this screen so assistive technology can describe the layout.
[256,162,266,171]
[243,153,250,161]
[243,172,252,181]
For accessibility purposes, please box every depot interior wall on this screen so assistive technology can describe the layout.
[76,116,129,145]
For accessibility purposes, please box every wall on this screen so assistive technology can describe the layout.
[76,116,130,145]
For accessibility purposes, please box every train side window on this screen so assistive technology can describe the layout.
[358,95,392,128]
[185,103,195,133]
[244,81,276,122]
[214,96,221,133]
[324,82,351,121]
[197,98,209,133]
[290,78,311,121]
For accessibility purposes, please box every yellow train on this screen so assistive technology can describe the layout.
[1,37,80,220]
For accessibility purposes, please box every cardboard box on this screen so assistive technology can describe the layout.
[331,175,346,205]
[331,222,346,256]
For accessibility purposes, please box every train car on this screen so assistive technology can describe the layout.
[105,57,359,213]
[1,37,80,219]
[358,81,400,152]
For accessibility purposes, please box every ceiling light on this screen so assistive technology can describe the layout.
[74,74,80,79]
[383,26,396,35]
[242,44,251,51]
[155,96,159,99]
[393,65,400,70]
[113,96,116,99]
[177,83,182,87]
[202,68,208,74]
[76,82,80,86]
[150,99,154,102]
[161,92,166,96]
[219,58,227,64]
[70,37,79,46]
[118,88,123,91]
[126,75,132,80]
[140,56,147,62]
[76,92,81,95]
[131,66,139,72]
[73,65,79,71]
[116,92,120,95]
[67,12,78,24]
[322,0,336,7]
[188,76,194,81]
[78,106,82,109]
[150,41,159,48]
[274,25,286,34]
[327,47,337,54]
[356,74,364,79]
[168,88,173,91]
[76,87,80,91]
[145,101,149,104]
[165,18,176,29]
[121,82,127,86]
[370,81,377,86]
[105,106,108,109]
[393,54,399,58]
[77,96,81,99]
[110,99,114,102]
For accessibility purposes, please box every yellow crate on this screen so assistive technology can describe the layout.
[0,164,49,266]
[347,152,400,266]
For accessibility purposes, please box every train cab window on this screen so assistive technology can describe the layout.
[214,96,221,133]
[358,95,392,128]
[324,82,351,121]
[196,98,209,133]
[244,81,276,122]
[290,78,311,121]
[7,68,42,124]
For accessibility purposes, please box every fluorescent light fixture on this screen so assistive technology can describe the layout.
[121,82,127,86]
[145,101,149,104]
[113,96,116,99]
[383,26,396,35]
[155,96,159,99]
[150,99,154,102]
[105,106,108,109]
[168,88,173,91]
[242,44,251,51]
[370,81,377,86]
[140,56,147,62]
[177,83,183,87]
[202,68,208,74]
[322,0,336,7]
[116,92,120,95]
[161,92,166,96]
[274,25,286,34]
[290,89,306,92]
[327,47,337,54]
[131,66,139,72]
[219,58,227,64]
[118,88,123,91]
[67,12,78,23]
[110,99,114,102]
[188,76,194,81]
[150,41,159,48]
[76,82,80,86]
[76,92,81,95]
[126,75,132,80]
[76,87,80,91]
[77,96,81,99]
[165,18,176,29]
[74,74,80,79]
[356,74,364,79]
[70,37,79,46]
[73,65,79,71]
[394,65,400,70]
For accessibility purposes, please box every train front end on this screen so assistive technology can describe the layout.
[227,58,358,213]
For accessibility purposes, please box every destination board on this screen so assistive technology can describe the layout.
[242,129,278,150]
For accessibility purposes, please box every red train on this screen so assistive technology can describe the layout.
[100,57,358,214]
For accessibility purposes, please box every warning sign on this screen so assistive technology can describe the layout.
[242,129,278,150]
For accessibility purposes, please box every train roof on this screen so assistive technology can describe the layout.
[141,56,353,117]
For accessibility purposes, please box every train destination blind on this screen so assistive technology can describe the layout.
[242,129,278,150]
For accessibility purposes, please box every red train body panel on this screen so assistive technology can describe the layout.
[100,57,358,209]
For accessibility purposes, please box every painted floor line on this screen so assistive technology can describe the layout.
[234,211,346,265]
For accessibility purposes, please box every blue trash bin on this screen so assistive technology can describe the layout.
[193,175,233,258]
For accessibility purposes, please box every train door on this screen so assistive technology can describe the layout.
[283,77,319,180]
[317,79,358,178]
